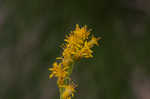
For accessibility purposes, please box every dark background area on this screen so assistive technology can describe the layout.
[0,0,150,99]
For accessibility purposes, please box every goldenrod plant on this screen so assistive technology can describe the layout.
[48,24,100,99]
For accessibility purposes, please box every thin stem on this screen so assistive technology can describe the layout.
[59,63,74,99]
[60,87,64,99]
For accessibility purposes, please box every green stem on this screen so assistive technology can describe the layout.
[60,87,64,99]
[59,63,74,99]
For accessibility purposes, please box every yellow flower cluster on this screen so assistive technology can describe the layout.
[62,83,76,99]
[49,24,100,99]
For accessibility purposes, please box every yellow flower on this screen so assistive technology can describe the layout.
[48,62,69,86]
[64,24,90,52]
[73,42,92,59]
[87,35,101,48]
[49,24,100,99]
[73,24,90,40]
[62,84,76,99]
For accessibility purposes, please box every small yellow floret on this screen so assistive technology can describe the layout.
[87,35,101,48]
[48,62,68,86]
[62,84,76,99]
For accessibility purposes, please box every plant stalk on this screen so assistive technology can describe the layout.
[59,63,74,99]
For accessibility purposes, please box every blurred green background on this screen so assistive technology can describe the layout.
[0,0,150,99]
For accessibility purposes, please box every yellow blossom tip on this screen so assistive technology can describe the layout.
[75,24,80,29]
[62,84,76,99]
[49,74,54,78]
[48,68,53,71]
[56,57,63,60]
